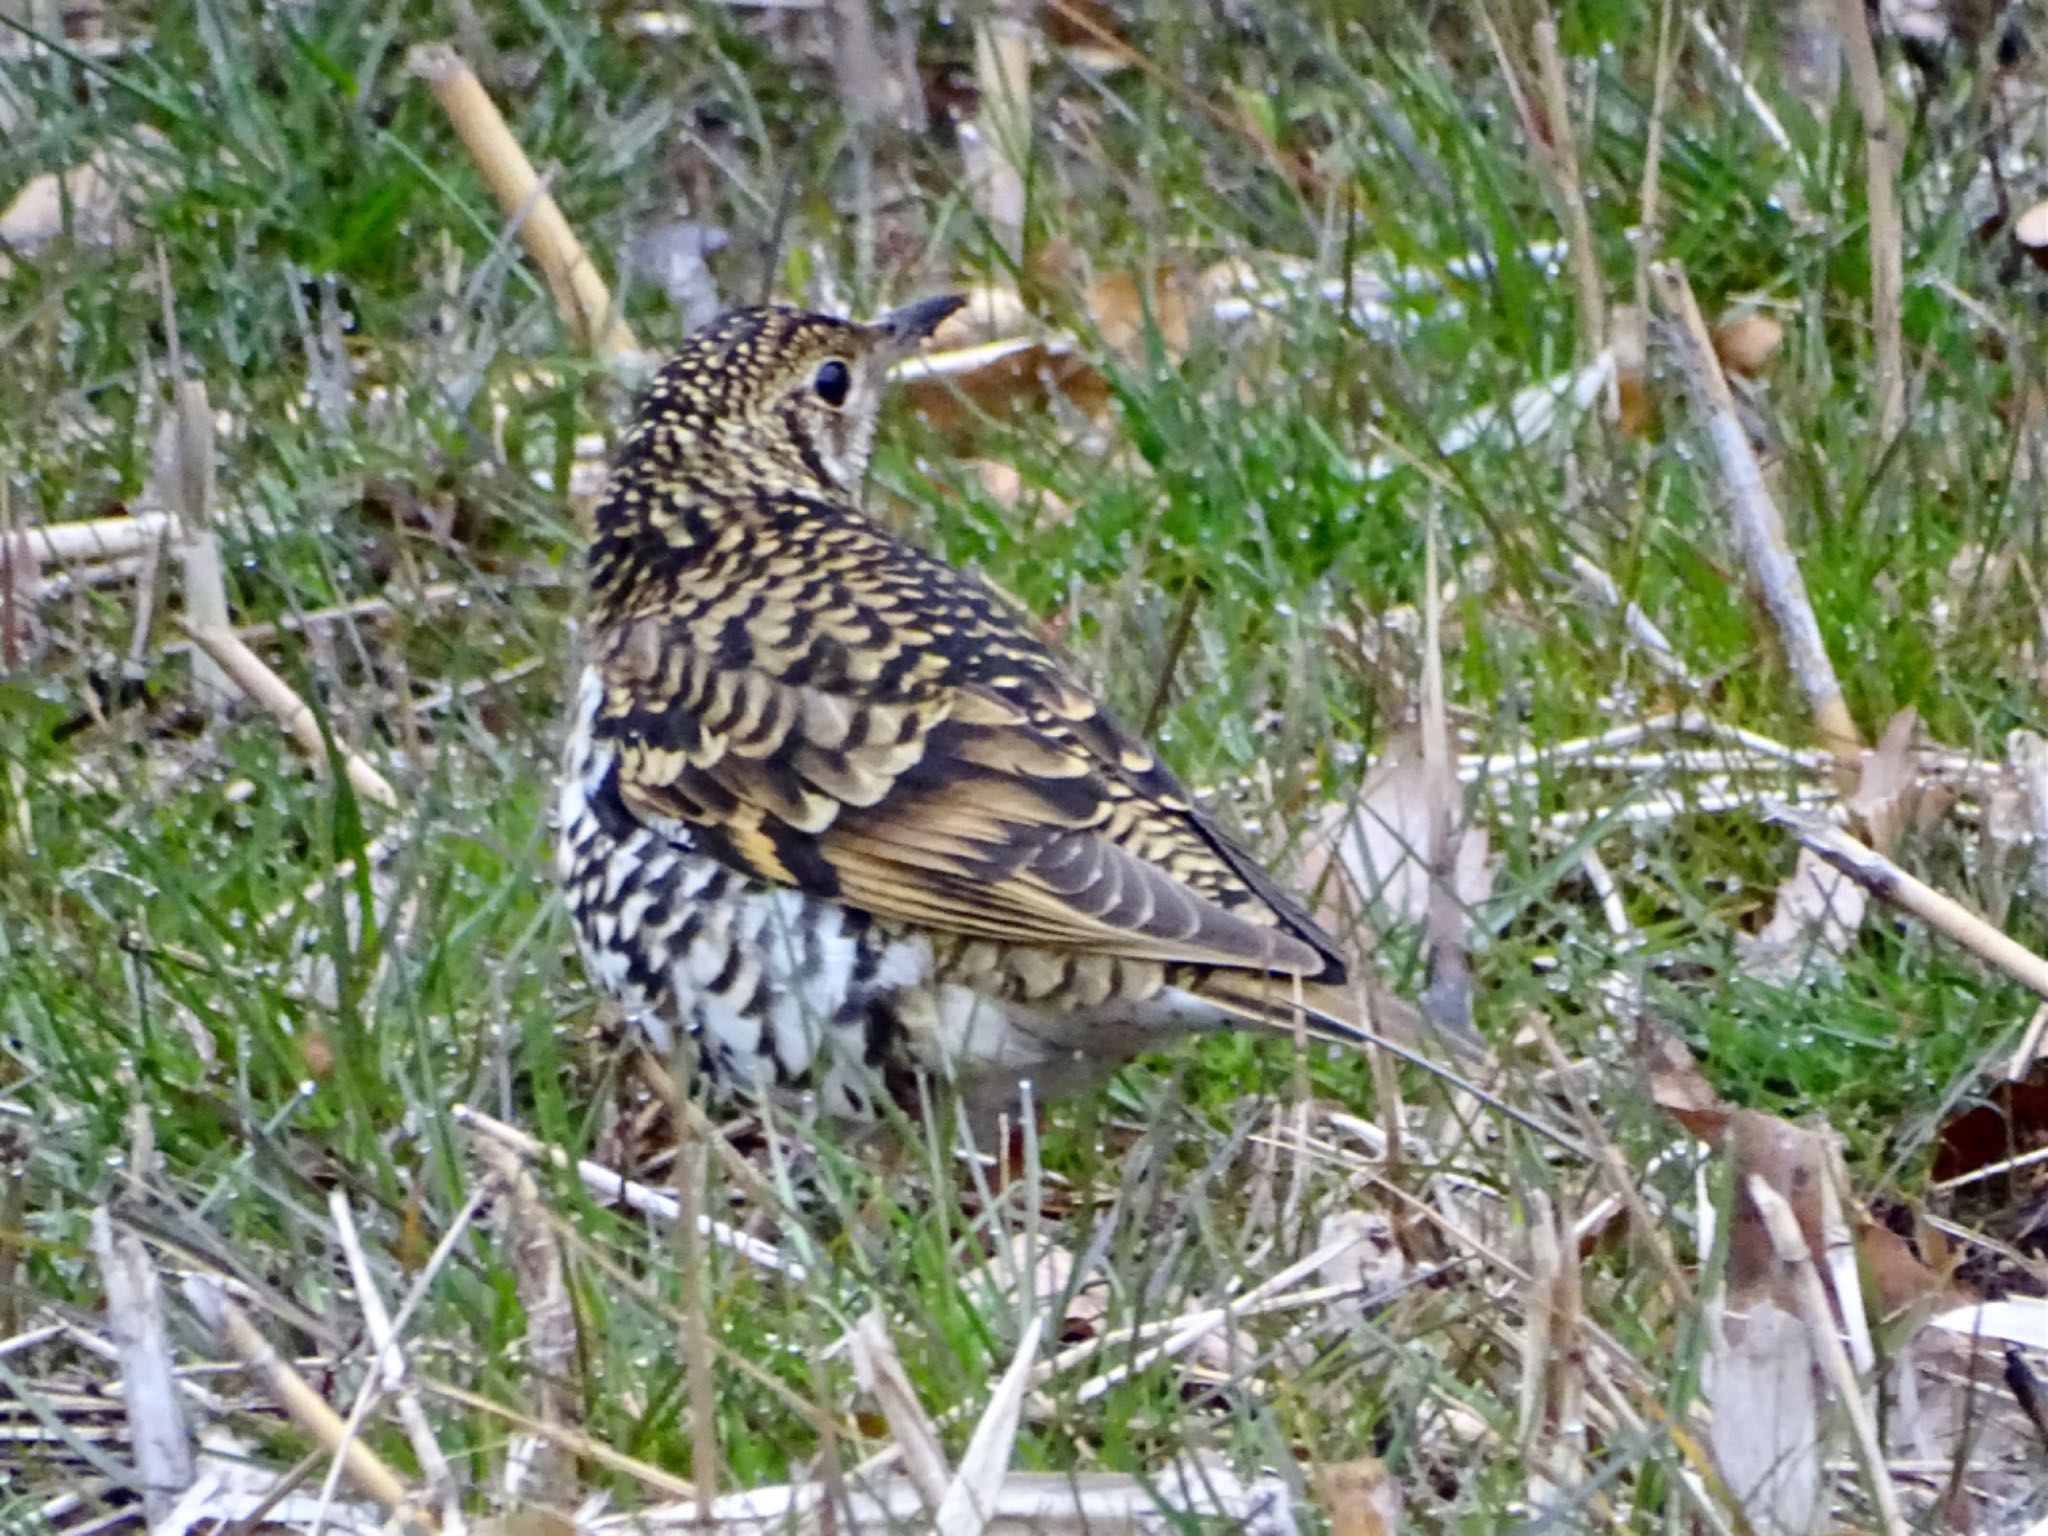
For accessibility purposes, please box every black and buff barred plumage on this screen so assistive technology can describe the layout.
[557,296,1420,1122]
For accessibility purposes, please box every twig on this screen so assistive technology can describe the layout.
[1632,0,1679,311]
[848,1311,952,1513]
[669,1053,719,1517]
[408,44,638,360]
[329,1194,462,1535]
[1746,1177,1907,1536]
[1651,261,1861,758]
[166,380,233,711]
[89,1209,193,1523]
[1686,13,1793,154]
[15,511,179,563]
[1833,0,1906,442]
[1530,20,1604,359]
[178,620,400,811]
[968,0,1031,265]
[933,1317,1041,1535]
[1769,806,2048,999]
[182,1277,434,1532]
[451,1102,800,1277]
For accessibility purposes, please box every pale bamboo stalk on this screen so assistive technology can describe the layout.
[1532,20,1604,359]
[409,44,638,359]
[179,621,400,811]
[1832,0,1905,441]
[89,1210,193,1523]
[15,511,178,563]
[1770,806,2048,999]
[1651,261,1861,758]
[182,1277,432,1531]
[1747,1178,1907,1536]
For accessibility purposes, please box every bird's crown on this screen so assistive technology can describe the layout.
[617,297,963,500]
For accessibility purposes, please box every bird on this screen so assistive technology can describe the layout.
[555,297,1424,1126]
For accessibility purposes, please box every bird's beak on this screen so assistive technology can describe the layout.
[879,293,967,352]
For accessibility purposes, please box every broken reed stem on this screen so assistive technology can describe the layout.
[182,1278,433,1532]
[166,380,234,712]
[90,1210,194,1523]
[1770,807,2048,999]
[1632,0,1679,311]
[178,620,400,811]
[1746,1178,1907,1536]
[1650,261,1861,759]
[969,0,1032,265]
[1832,0,1906,443]
[1531,20,1604,359]
[408,44,638,360]
[674,1066,720,1519]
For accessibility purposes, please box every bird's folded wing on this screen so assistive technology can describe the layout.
[598,629,1338,978]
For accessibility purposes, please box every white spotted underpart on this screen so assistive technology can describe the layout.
[555,667,1224,1121]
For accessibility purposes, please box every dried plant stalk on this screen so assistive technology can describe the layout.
[409,44,638,359]
[1770,807,2048,999]
[1651,262,1860,758]
[1832,0,1905,441]
[182,1278,432,1531]
[179,621,400,810]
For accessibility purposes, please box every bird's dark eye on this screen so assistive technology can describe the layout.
[813,359,851,407]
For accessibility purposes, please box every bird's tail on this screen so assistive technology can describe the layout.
[1196,969,1488,1065]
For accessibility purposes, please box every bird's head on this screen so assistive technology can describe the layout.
[627,296,965,498]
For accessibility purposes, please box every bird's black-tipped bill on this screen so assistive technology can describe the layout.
[880,294,967,346]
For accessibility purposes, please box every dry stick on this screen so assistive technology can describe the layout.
[1531,20,1604,359]
[182,1278,433,1533]
[328,1194,462,1536]
[1651,262,1862,760]
[179,620,400,811]
[408,44,638,360]
[452,1102,800,1277]
[169,381,234,712]
[671,1060,719,1519]
[17,511,179,563]
[1632,0,1680,313]
[1746,1178,1907,1536]
[1769,807,2048,999]
[968,0,1031,266]
[89,1209,194,1523]
[1833,0,1905,443]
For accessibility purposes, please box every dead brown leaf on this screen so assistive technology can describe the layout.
[1845,706,1920,852]
[1083,266,1193,358]
[896,337,1109,441]
[1638,1021,1729,1141]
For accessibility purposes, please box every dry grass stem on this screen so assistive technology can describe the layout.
[451,1101,800,1277]
[1651,261,1860,758]
[408,44,638,360]
[181,1277,433,1531]
[1770,806,2048,1000]
[1745,1177,1907,1535]
[88,1208,193,1522]
[178,620,401,811]
[967,0,1031,264]
[934,1316,1042,1535]
[1530,21,1604,359]
[1831,0,1905,441]
[15,511,179,563]
[329,1193,462,1535]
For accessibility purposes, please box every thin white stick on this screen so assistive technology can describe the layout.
[1747,1178,1906,1536]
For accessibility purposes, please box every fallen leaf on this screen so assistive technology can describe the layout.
[1845,707,1920,853]
[1703,1295,1823,1536]
[1739,846,1867,983]
[894,335,1109,440]
[1084,266,1193,358]
[1638,1021,1728,1142]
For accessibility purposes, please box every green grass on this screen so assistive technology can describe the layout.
[5,1,2048,1530]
